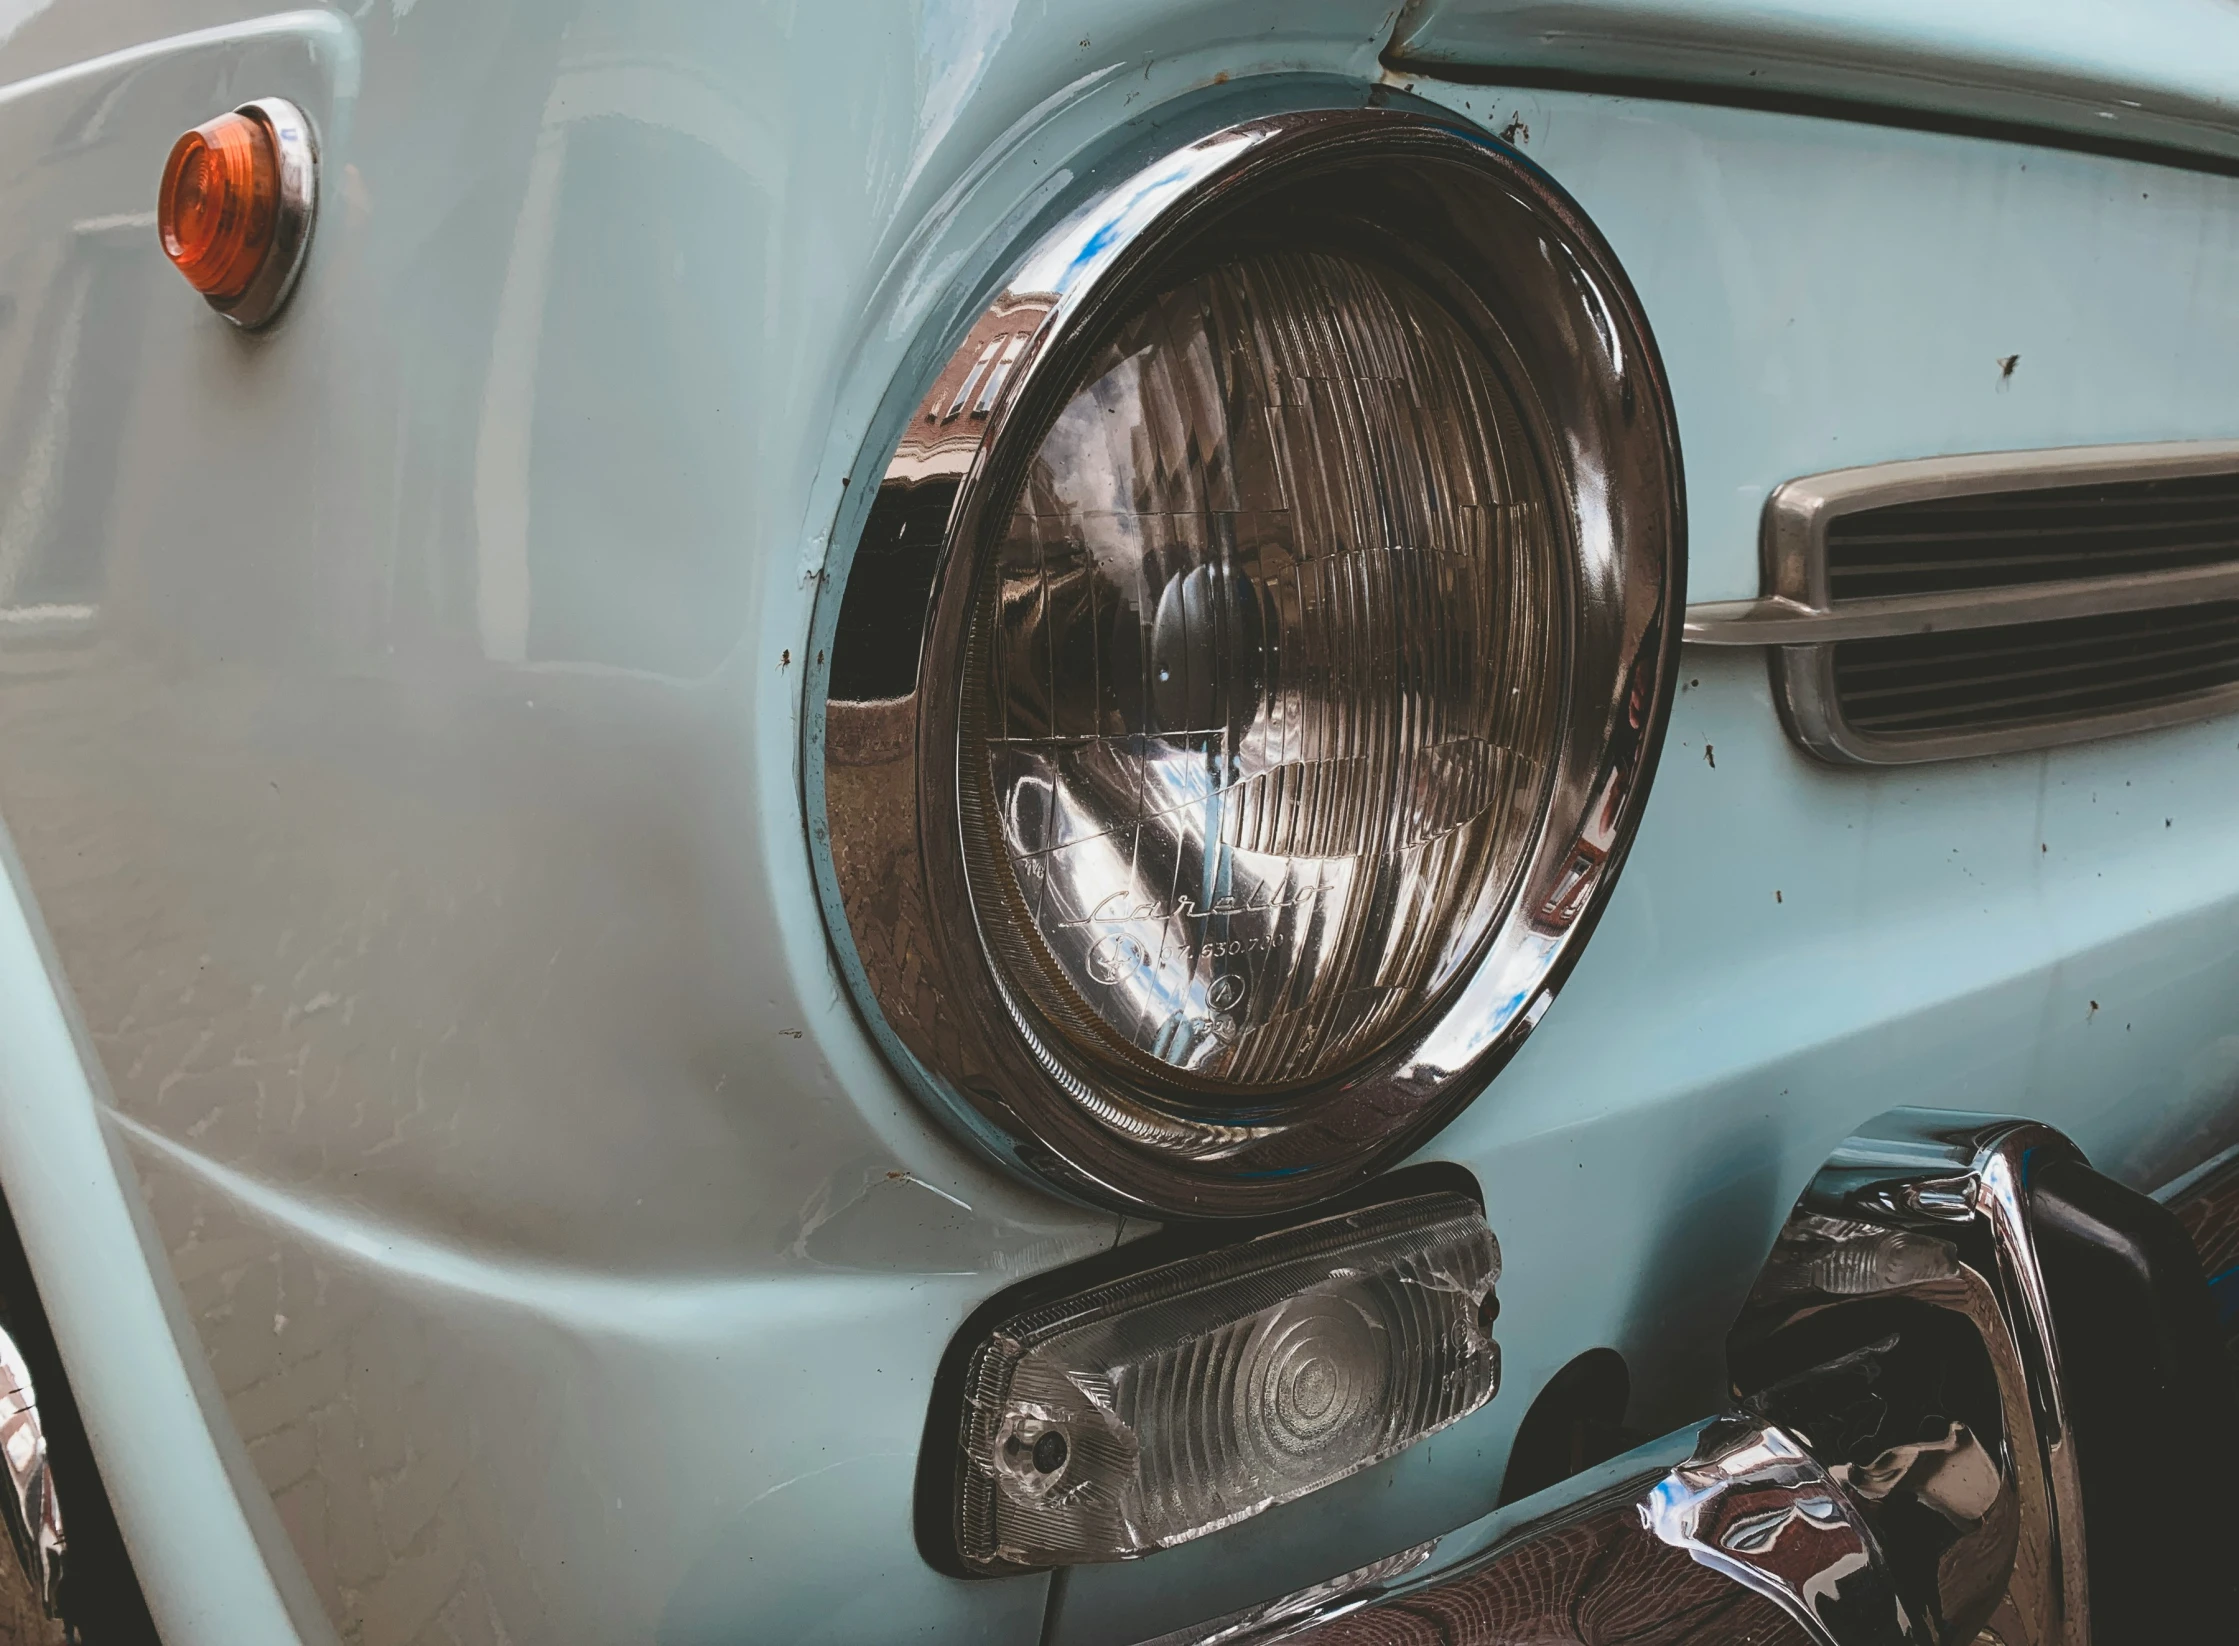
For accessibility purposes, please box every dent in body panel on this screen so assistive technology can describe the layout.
[124,1133,1062,1646]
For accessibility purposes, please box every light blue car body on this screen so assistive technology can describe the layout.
[0,2,2233,1641]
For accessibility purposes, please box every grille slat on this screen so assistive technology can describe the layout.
[1834,606,2239,683]
[1825,471,2239,601]
[1833,510,2239,549]
[1832,602,2239,735]
[1812,463,2239,751]
[1840,498,2239,523]
[1840,482,2239,510]
[1834,540,2239,590]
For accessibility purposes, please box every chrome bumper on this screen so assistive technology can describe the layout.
[1172,1111,2239,1646]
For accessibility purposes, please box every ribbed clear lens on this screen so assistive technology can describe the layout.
[965,247,1564,1093]
[957,1193,1500,1568]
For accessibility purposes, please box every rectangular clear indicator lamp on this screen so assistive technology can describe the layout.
[949,1190,1501,1571]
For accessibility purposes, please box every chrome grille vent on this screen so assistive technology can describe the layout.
[1825,471,2239,600]
[1685,442,2239,763]
[1832,601,2239,739]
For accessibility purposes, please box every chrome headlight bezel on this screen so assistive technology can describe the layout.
[809,102,1682,1218]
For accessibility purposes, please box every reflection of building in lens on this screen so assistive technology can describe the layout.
[828,291,1059,705]
[892,290,1058,485]
[1532,619,1660,931]
[1535,840,1608,931]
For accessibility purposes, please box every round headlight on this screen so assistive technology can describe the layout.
[817,105,1681,1217]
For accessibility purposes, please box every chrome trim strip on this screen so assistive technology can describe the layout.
[1686,559,2239,645]
[2153,1138,2239,1207]
[1682,441,2239,764]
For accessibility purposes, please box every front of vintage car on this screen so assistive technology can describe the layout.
[0,2,2234,1642]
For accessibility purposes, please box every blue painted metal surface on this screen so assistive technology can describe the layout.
[1390,0,2239,166]
[0,3,2230,1643]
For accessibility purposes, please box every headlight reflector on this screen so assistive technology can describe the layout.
[951,1190,1500,1570]
[966,247,1564,1095]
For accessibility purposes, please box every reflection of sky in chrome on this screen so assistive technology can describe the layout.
[1011,132,1264,298]
[1404,939,1556,1084]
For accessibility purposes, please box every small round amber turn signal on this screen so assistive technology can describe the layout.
[156,99,317,329]
[159,112,278,301]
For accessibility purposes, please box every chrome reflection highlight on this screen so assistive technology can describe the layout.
[817,105,1683,1216]
[1733,1111,2091,1646]
[969,249,1562,1091]
[1204,1416,1865,1645]
[0,1325,62,1617]
[1641,1418,1917,1645]
[951,1191,1499,1572]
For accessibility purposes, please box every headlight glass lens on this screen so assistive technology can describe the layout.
[964,247,1565,1096]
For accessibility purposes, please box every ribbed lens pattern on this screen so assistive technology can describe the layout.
[959,1194,1499,1568]
[966,248,1562,1093]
